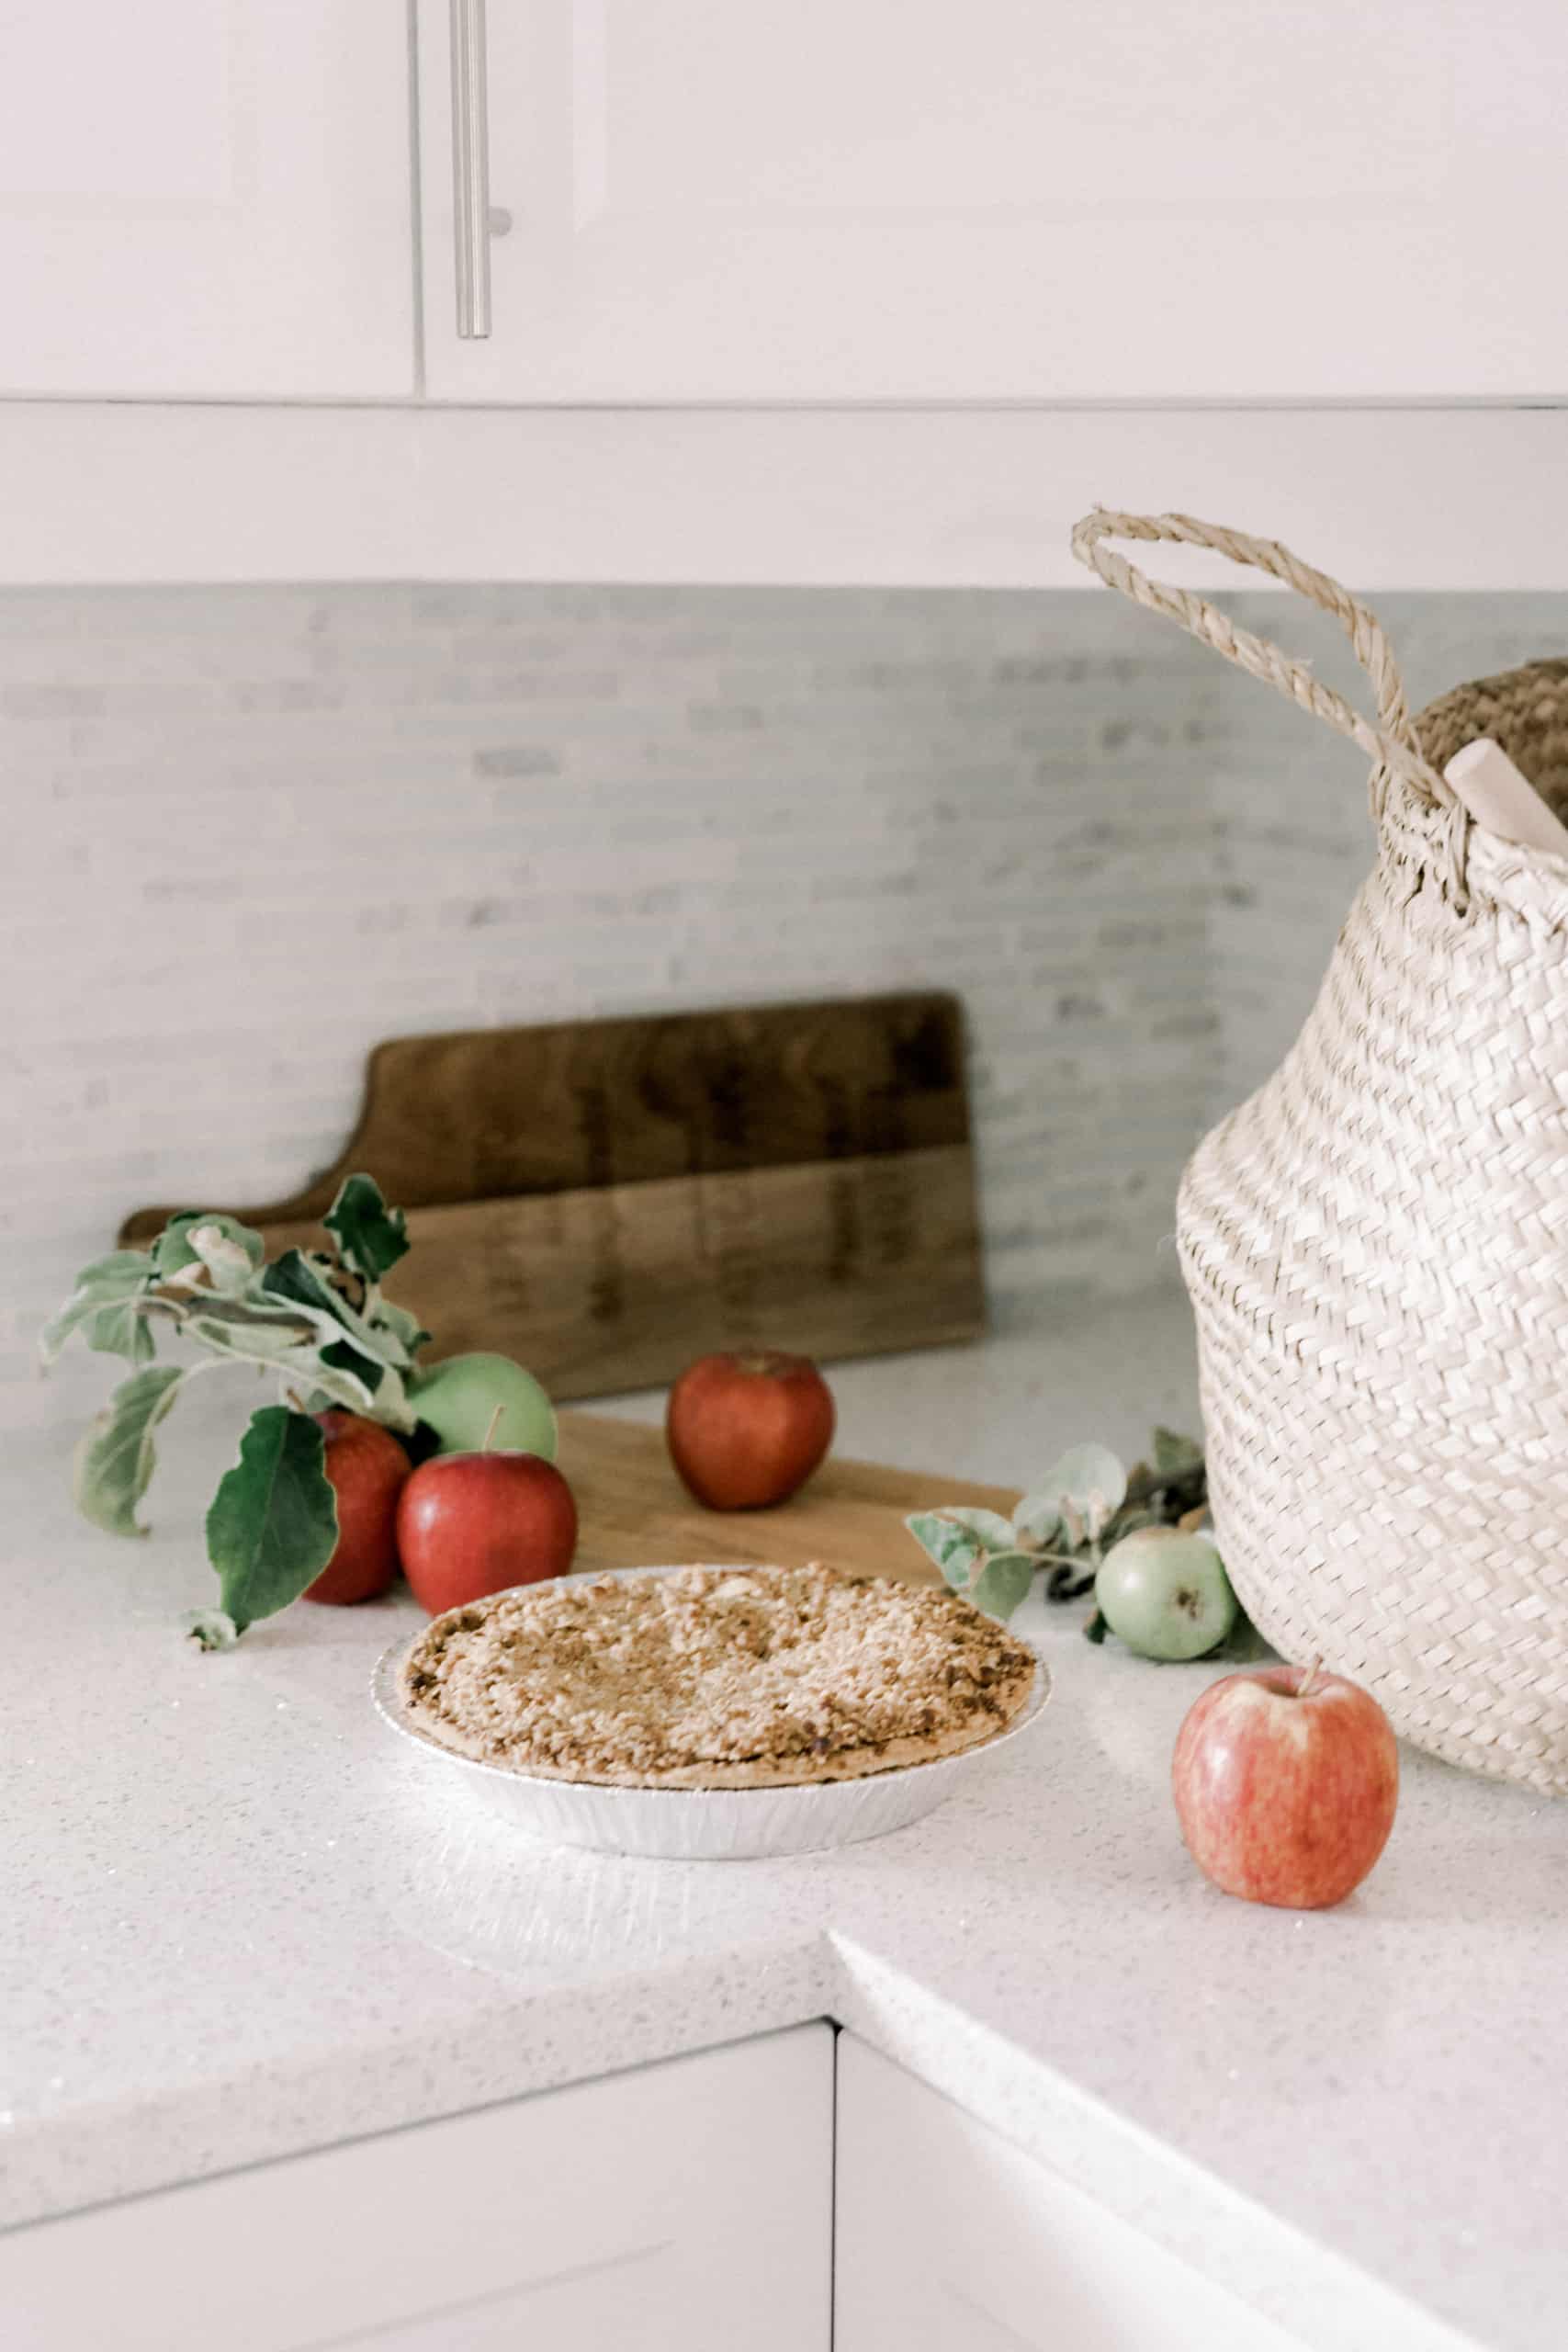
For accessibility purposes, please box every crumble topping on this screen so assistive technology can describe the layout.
[399,1563,1038,1789]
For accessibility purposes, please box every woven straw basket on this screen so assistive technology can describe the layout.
[1073,507,1568,1796]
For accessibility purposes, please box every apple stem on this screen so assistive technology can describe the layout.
[1297,1654,1324,1700]
[481,1403,505,1453]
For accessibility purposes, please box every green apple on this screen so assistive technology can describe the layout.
[408,1351,558,1461]
[1095,1526,1237,1661]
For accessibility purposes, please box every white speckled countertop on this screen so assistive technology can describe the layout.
[6,1291,1564,2352]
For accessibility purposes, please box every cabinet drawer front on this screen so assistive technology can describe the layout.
[1,2025,832,2352]
[834,2036,1303,2352]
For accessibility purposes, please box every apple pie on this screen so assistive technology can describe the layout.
[400,1562,1038,1789]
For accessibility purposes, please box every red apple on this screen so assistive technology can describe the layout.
[1172,1663,1398,1909]
[396,1449,578,1615]
[303,1411,412,1606]
[666,1351,836,1510]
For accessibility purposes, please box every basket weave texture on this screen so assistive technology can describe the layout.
[1074,510,1568,1794]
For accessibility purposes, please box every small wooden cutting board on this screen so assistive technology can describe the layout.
[120,993,985,1402]
[559,1409,1017,1587]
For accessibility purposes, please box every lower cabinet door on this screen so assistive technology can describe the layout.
[2,2025,833,2352]
[834,2036,1300,2352]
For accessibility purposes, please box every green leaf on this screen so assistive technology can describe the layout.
[905,1510,987,1589]
[1104,1505,1160,1539]
[77,1250,152,1282]
[967,1551,1036,1623]
[205,1407,339,1635]
[153,1213,211,1277]
[179,1290,317,1336]
[186,1219,265,1294]
[72,1365,184,1536]
[178,1286,381,1410]
[1083,1607,1109,1645]
[39,1250,153,1367]
[323,1174,410,1283]
[935,1506,1018,1554]
[1152,1428,1204,1482]
[1014,1491,1062,1544]
[1026,1443,1127,1545]
[180,1306,333,1363]
[83,1294,157,1365]
[262,1250,414,1372]
[321,1340,382,1392]
[260,1247,360,1323]
[370,1297,432,1358]
[184,1301,415,1427]
[153,1213,265,1291]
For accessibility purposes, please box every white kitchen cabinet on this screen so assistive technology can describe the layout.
[6,401,1568,591]
[4,6,1568,578]
[834,2036,1305,2352]
[418,0,1568,404]
[0,1,413,400]
[0,2026,833,2352]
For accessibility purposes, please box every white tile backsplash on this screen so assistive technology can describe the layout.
[6,580,1565,1427]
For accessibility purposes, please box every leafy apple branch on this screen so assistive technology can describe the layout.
[906,1428,1208,1623]
[40,1175,431,1643]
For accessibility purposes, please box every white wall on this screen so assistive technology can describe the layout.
[6,580,1565,1430]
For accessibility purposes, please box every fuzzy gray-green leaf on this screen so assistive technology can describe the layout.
[1028,1442,1127,1544]
[905,1510,987,1588]
[83,1295,156,1365]
[369,1297,432,1359]
[72,1364,184,1536]
[935,1506,1018,1554]
[1014,1489,1063,1544]
[1152,1427,1204,1482]
[967,1551,1036,1623]
[39,1250,153,1367]
[153,1213,265,1286]
[205,1407,338,1635]
[178,1293,384,1416]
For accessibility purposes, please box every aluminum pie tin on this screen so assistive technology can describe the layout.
[371,1565,1052,1861]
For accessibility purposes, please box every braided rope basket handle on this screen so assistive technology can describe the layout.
[1070,508,1469,893]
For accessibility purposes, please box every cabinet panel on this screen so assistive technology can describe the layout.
[834,2036,1303,2352]
[0,2,413,399]
[301,2247,697,2350]
[421,0,1568,401]
[0,2025,833,2352]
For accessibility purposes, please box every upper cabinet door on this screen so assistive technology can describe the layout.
[420,0,1565,403]
[0,2,413,400]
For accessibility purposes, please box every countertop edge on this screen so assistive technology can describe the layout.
[829,1934,1483,2352]
[6,1926,1481,2352]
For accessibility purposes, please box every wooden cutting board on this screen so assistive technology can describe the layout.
[560,1409,1016,1586]
[120,993,984,1402]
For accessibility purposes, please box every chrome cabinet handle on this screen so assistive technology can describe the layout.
[450,0,492,338]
